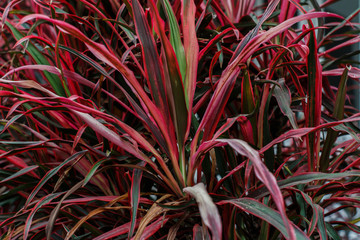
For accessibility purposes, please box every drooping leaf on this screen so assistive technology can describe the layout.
[260,113,360,153]
[183,183,222,240]
[216,139,295,239]
[249,171,360,199]
[218,198,309,240]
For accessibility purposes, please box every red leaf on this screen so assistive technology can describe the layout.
[182,0,199,138]
[19,14,178,163]
[93,220,140,240]
[0,149,30,169]
[216,139,295,239]
[132,0,169,116]
[132,216,170,240]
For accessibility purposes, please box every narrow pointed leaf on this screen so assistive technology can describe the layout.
[5,21,66,96]
[72,110,182,195]
[218,198,309,240]
[161,0,186,80]
[46,181,85,239]
[320,66,350,171]
[249,171,360,199]
[128,162,145,238]
[149,0,188,150]
[25,151,87,207]
[18,14,178,162]
[261,113,360,153]
[216,139,295,239]
[132,0,168,114]
[0,165,39,183]
[306,26,322,171]
[195,12,339,148]
[315,204,327,240]
[273,78,298,129]
[182,0,199,108]
[24,192,64,240]
[230,0,281,62]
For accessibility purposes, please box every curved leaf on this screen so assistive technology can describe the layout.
[24,192,64,239]
[5,21,66,96]
[218,198,309,240]
[25,151,87,207]
[183,183,222,240]
[249,171,360,199]
[0,165,39,183]
[216,139,295,239]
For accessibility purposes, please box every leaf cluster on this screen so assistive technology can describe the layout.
[1,0,360,239]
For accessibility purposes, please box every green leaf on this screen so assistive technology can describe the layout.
[296,191,318,236]
[314,204,327,240]
[129,162,145,238]
[161,0,186,81]
[83,159,109,187]
[325,222,341,240]
[132,0,168,114]
[320,66,350,171]
[0,166,38,183]
[5,21,66,96]
[219,198,309,240]
[149,0,189,181]
[241,68,256,115]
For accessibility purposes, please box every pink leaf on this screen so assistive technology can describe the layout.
[93,220,140,240]
[182,0,199,138]
[131,216,169,240]
[323,67,360,79]
[216,139,295,239]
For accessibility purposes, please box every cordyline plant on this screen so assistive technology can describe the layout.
[1,0,360,239]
